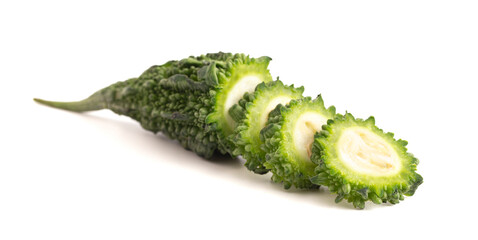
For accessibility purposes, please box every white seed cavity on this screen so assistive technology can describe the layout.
[338,127,401,176]
[259,96,293,129]
[293,112,328,161]
[224,75,263,130]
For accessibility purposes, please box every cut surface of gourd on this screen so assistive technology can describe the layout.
[206,55,273,154]
[293,112,329,161]
[310,113,423,209]
[224,75,264,129]
[337,127,401,176]
[229,81,304,174]
[261,96,335,189]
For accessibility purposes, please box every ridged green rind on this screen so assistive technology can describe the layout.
[310,113,423,209]
[229,80,304,174]
[88,53,233,158]
[35,53,271,159]
[260,96,336,189]
[123,53,272,157]
[206,55,273,154]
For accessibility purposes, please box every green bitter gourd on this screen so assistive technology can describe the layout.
[34,52,423,209]
[260,96,336,189]
[34,52,272,158]
[228,80,304,174]
[310,113,423,209]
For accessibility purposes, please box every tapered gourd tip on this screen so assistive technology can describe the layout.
[33,98,58,107]
[33,98,50,105]
[33,98,70,108]
[33,94,105,112]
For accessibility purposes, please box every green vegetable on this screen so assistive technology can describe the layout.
[260,96,336,189]
[310,113,423,209]
[228,80,304,174]
[34,52,423,209]
[34,52,272,158]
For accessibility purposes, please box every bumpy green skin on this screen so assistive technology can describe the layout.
[260,96,336,189]
[35,53,424,209]
[34,53,272,158]
[310,113,423,209]
[228,80,304,174]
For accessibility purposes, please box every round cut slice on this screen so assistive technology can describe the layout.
[310,113,423,209]
[229,80,304,174]
[206,56,273,154]
[260,96,336,189]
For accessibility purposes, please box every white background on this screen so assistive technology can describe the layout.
[1,0,477,239]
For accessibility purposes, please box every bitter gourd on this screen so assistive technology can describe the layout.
[34,52,423,209]
[310,113,423,209]
[228,80,304,174]
[260,96,336,189]
[34,52,272,158]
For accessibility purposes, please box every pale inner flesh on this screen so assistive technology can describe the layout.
[259,96,294,129]
[338,127,401,176]
[293,112,328,161]
[225,75,263,130]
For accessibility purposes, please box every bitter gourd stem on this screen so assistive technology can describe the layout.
[33,91,106,112]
